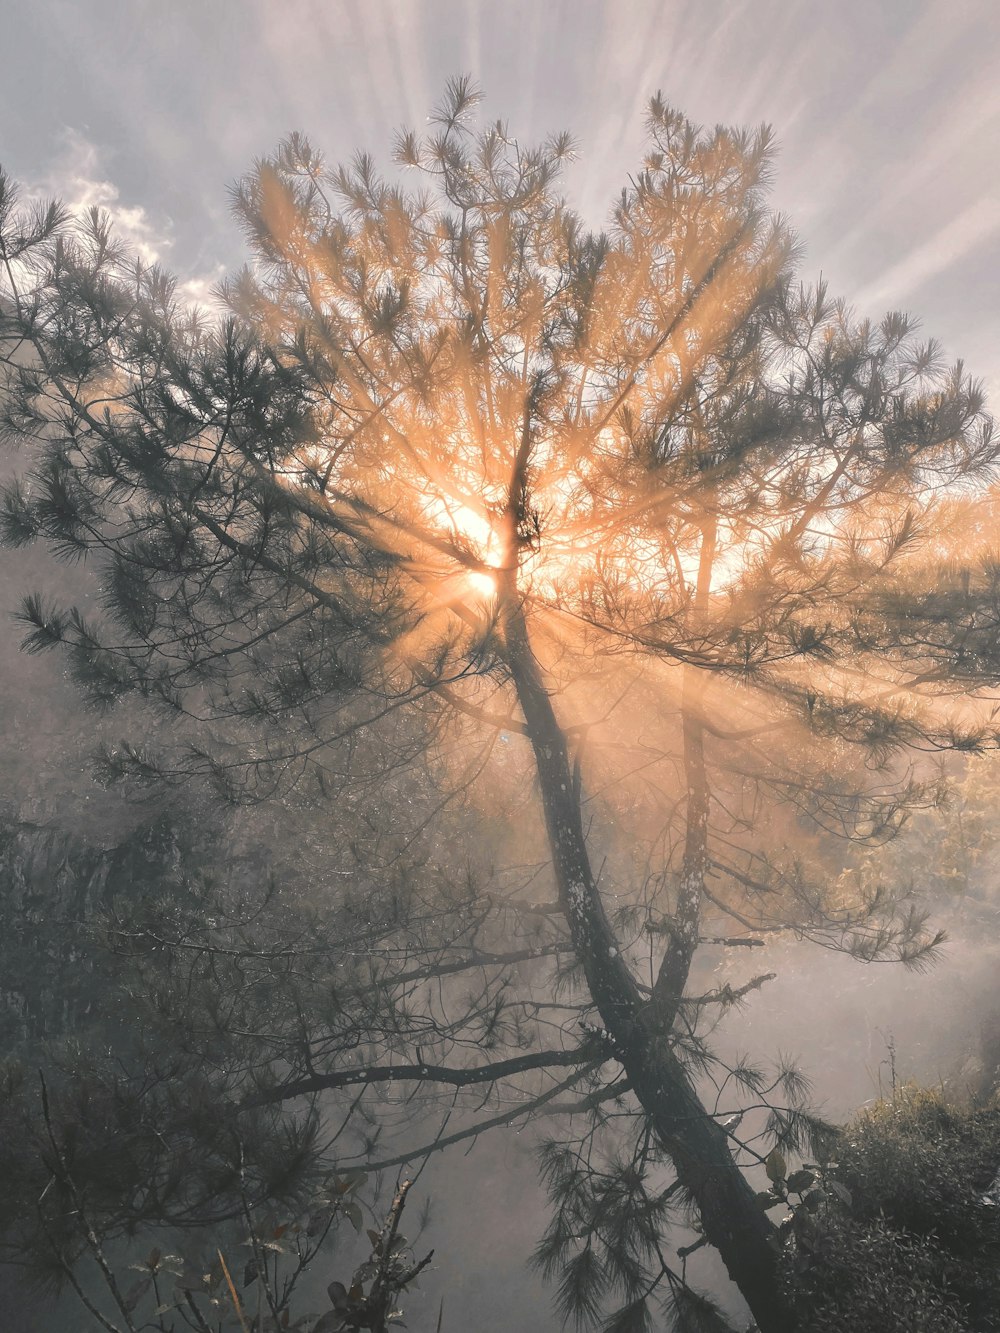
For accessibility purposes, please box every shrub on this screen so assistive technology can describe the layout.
[781,1087,1000,1331]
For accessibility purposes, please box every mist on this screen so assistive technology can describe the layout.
[3,6,1000,1333]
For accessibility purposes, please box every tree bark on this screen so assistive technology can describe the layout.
[499,588,794,1333]
[653,510,715,1023]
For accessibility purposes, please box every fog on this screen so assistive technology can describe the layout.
[3,526,998,1329]
[2,6,1000,1332]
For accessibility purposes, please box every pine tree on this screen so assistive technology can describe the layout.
[1,80,997,1330]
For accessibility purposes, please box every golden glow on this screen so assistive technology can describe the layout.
[250,101,993,796]
[466,569,499,598]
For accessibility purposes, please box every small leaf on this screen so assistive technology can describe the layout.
[828,1180,853,1207]
[366,1227,382,1249]
[348,1282,363,1302]
[327,1281,349,1309]
[753,1190,779,1210]
[174,1267,211,1291]
[147,1247,162,1271]
[312,1313,347,1333]
[765,1149,787,1183]
[125,1275,152,1311]
[786,1169,816,1194]
[343,1200,363,1233]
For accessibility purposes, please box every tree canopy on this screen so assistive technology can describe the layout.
[1,78,997,1332]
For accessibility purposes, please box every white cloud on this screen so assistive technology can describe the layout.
[27,128,173,265]
[175,266,227,309]
[22,131,228,313]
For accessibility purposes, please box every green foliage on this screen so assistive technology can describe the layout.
[836,1086,1000,1252]
[24,1163,373,1333]
[0,810,213,1045]
[535,1134,680,1327]
[534,1130,746,1331]
[786,1217,970,1333]
[892,753,1000,902]
[780,1087,1000,1331]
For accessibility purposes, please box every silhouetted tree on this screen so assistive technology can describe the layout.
[1,79,997,1330]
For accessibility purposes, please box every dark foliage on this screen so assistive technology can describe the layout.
[782,1087,1000,1331]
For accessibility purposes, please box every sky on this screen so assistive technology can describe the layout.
[1,0,998,395]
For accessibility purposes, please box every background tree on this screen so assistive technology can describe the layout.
[0,797,452,1331]
[1,79,997,1331]
[868,747,1000,905]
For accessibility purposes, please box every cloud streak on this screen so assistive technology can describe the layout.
[854,198,1000,314]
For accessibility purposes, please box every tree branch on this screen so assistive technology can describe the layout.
[239,1044,605,1110]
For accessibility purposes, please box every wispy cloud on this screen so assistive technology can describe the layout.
[853,197,1000,313]
[26,128,173,265]
[21,130,232,310]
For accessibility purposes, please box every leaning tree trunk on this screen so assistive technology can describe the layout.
[499,589,794,1333]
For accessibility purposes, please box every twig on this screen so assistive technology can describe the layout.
[217,1249,251,1333]
[37,1073,139,1333]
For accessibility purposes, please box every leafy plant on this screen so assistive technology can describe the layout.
[779,1086,1000,1331]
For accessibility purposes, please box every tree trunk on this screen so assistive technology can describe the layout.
[651,662,710,1023]
[653,507,716,1020]
[500,589,794,1332]
[626,1038,792,1333]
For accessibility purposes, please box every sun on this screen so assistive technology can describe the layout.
[466,569,498,598]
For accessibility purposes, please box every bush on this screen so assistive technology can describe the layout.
[781,1087,1000,1331]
